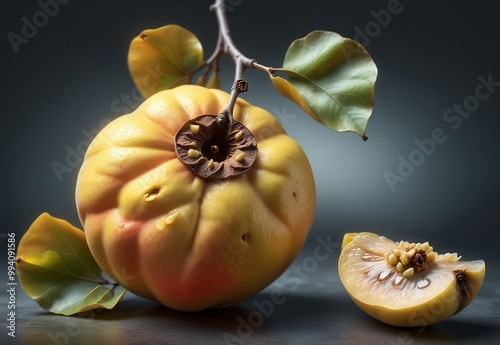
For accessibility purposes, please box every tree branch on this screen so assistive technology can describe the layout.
[209,0,256,126]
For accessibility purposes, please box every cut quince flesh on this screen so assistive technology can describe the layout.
[338,232,485,327]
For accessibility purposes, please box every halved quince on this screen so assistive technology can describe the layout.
[338,232,485,327]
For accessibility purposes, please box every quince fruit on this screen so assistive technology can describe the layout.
[76,85,316,311]
[338,232,485,327]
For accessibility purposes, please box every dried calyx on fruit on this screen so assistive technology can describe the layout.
[175,114,257,179]
[338,232,486,327]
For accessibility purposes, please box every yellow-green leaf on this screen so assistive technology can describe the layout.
[271,30,378,140]
[206,70,221,89]
[196,74,207,86]
[16,213,126,316]
[268,73,320,123]
[128,24,204,98]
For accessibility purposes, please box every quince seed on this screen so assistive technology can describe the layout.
[235,152,245,162]
[188,149,200,159]
[190,124,200,134]
[403,267,415,278]
[400,254,410,265]
[388,253,398,265]
[396,262,404,272]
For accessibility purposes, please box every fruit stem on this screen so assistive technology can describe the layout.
[209,0,256,125]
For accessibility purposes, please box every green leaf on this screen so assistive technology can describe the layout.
[128,24,204,98]
[16,213,126,315]
[269,30,378,139]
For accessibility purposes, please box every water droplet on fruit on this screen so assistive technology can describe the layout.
[417,278,431,289]
[362,253,383,261]
[377,269,394,281]
[156,209,181,231]
[119,223,124,228]
[165,209,181,225]
[156,219,167,231]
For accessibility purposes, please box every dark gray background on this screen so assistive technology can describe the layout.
[1,1,499,344]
